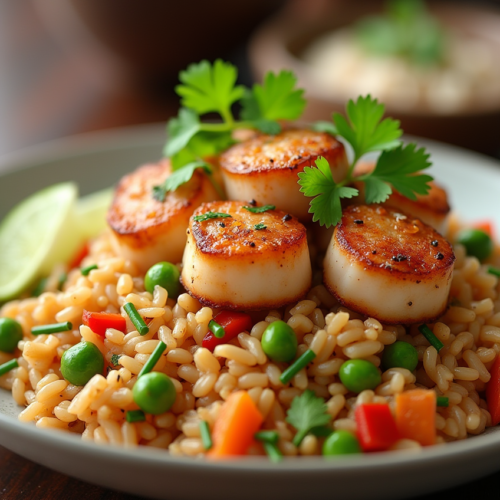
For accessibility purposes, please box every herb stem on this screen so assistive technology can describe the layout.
[280,349,316,385]
[31,322,73,336]
[418,324,444,352]
[262,441,283,462]
[292,428,309,447]
[126,410,146,423]
[138,341,167,377]
[0,359,18,377]
[200,420,213,450]
[437,396,449,407]
[124,303,149,336]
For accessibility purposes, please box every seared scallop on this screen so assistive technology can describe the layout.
[219,129,348,222]
[181,201,311,310]
[353,162,450,234]
[107,159,219,272]
[324,205,455,324]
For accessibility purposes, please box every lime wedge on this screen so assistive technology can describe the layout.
[0,183,79,301]
[75,188,113,240]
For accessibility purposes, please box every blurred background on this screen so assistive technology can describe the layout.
[1,0,500,163]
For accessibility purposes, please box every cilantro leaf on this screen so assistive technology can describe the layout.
[241,70,306,122]
[298,157,358,228]
[362,143,432,203]
[243,205,276,214]
[152,161,212,202]
[175,59,245,118]
[333,95,402,161]
[163,108,200,159]
[110,354,121,367]
[254,223,267,230]
[286,389,331,447]
[193,211,232,222]
[312,121,338,136]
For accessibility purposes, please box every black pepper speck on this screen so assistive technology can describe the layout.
[431,240,439,247]
[218,222,225,228]
[436,252,444,260]
[249,199,257,206]
[283,214,292,222]
[372,250,377,255]
[249,242,256,248]
[408,302,413,306]
[354,219,364,225]
[392,254,408,262]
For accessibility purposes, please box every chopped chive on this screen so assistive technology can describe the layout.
[58,272,67,290]
[0,359,18,377]
[209,320,225,339]
[487,266,500,277]
[31,321,73,336]
[31,277,48,297]
[126,410,146,423]
[243,205,275,214]
[262,441,283,463]
[111,354,122,367]
[124,303,149,335]
[138,341,167,377]
[200,420,213,450]
[193,212,232,222]
[437,396,449,407]
[254,223,267,230]
[81,264,98,276]
[280,349,316,384]
[255,430,279,445]
[418,324,444,352]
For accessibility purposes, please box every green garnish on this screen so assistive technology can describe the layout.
[81,264,98,276]
[301,95,433,227]
[254,430,282,462]
[243,205,275,214]
[437,396,449,407]
[31,322,73,336]
[254,430,279,444]
[193,212,232,223]
[487,266,500,278]
[355,0,445,66]
[126,410,146,423]
[31,277,48,297]
[124,303,149,336]
[208,320,225,339]
[254,223,267,231]
[138,341,167,378]
[152,161,220,202]
[200,420,213,450]
[0,359,19,377]
[57,272,67,290]
[158,60,305,197]
[286,389,331,447]
[418,324,444,352]
[110,354,122,367]
[280,349,316,385]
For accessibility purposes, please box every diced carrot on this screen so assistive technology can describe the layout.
[395,389,436,446]
[473,220,495,239]
[355,403,399,452]
[208,391,264,458]
[486,354,500,425]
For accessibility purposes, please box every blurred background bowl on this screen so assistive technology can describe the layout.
[249,0,500,155]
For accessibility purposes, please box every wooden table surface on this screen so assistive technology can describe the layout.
[2,1,500,499]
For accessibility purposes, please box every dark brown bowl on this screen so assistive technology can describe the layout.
[249,1,500,155]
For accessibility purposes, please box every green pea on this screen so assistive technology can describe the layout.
[456,229,493,262]
[323,430,362,456]
[132,372,176,415]
[144,262,180,298]
[261,320,298,363]
[0,318,23,353]
[339,359,381,393]
[61,341,104,386]
[382,341,418,371]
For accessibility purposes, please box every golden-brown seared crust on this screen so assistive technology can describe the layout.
[335,205,455,281]
[190,201,306,258]
[354,161,450,217]
[219,128,345,175]
[107,159,205,238]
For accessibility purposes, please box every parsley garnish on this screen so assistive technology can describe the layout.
[301,95,433,227]
[110,354,121,367]
[286,390,331,447]
[355,0,445,66]
[243,204,275,214]
[156,60,306,198]
[193,212,232,223]
[254,223,267,230]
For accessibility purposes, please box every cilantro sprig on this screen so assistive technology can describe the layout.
[301,95,433,228]
[193,212,232,223]
[286,390,331,447]
[157,60,306,198]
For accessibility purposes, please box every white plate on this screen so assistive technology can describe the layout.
[1,125,500,500]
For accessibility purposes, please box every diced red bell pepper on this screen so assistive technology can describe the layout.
[68,242,89,269]
[355,403,399,452]
[486,354,500,425]
[82,310,127,337]
[202,311,253,352]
